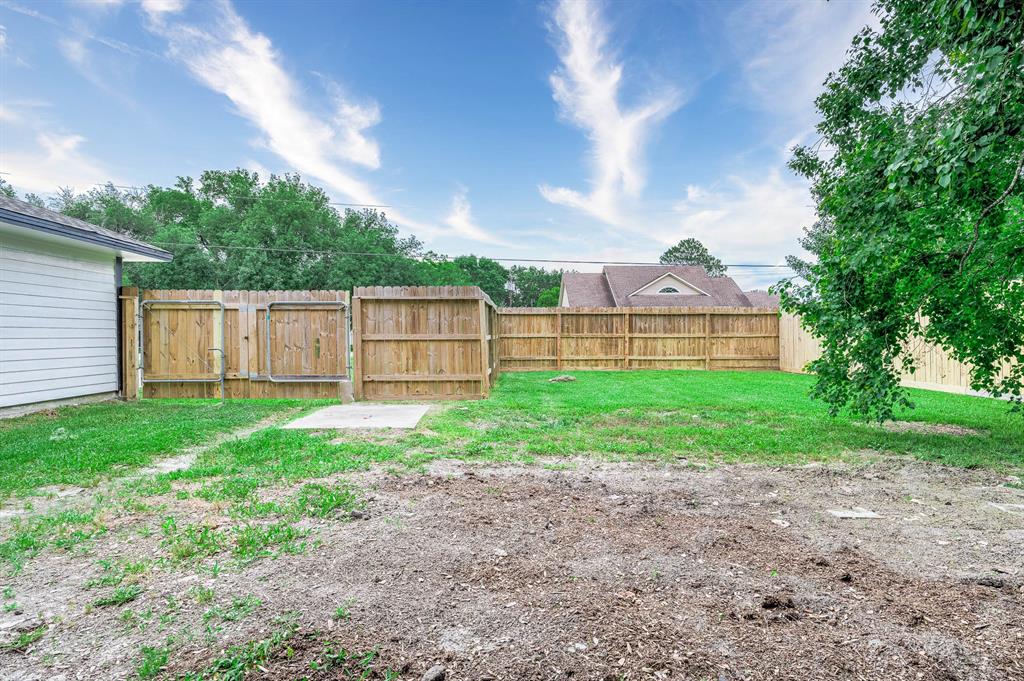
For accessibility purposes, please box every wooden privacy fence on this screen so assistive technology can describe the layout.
[121,288,351,399]
[351,286,499,400]
[779,312,1015,395]
[498,307,780,371]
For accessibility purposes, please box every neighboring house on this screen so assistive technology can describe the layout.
[0,196,171,410]
[559,265,779,309]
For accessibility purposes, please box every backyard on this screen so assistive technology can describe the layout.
[0,371,1022,680]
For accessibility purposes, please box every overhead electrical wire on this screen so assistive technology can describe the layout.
[1,172,798,269]
[145,240,795,268]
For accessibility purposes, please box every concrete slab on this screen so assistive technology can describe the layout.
[283,404,430,430]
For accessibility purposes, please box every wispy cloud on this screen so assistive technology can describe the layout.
[539,0,681,225]
[0,24,7,53]
[2,127,122,194]
[729,0,875,131]
[143,1,384,206]
[141,0,504,245]
[443,186,508,246]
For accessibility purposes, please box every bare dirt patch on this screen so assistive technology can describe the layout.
[2,457,1022,680]
[880,420,981,436]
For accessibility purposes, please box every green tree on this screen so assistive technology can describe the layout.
[453,255,510,304]
[536,286,560,307]
[506,266,565,307]
[777,0,1024,419]
[659,238,727,276]
[46,170,502,293]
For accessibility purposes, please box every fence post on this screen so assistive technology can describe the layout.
[119,287,139,400]
[623,311,630,370]
[351,295,364,400]
[478,299,491,397]
[555,310,563,371]
[704,311,712,370]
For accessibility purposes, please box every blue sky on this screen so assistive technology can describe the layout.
[0,0,875,287]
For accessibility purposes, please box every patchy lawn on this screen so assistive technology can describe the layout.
[0,371,1022,679]
[0,399,323,500]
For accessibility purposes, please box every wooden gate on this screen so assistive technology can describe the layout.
[121,288,351,399]
[351,286,498,401]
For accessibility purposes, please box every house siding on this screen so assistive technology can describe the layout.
[0,229,119,408]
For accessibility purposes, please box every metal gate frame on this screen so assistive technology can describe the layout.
[261,300,350,383]
[139,299,226,396]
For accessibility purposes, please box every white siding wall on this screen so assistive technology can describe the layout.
[0,230,118,407]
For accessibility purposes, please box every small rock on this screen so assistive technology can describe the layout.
[422,665,446,681]
[349,509,368,520]
[548,375,576,383]
[827,507,882,519]
[968,576,1005,589]
[493,548,508,557]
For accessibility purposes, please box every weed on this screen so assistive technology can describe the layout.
[1,624,45,652]
[334,598,356,621]
[190,586,216,605]
[94,584,144,607]
[136,644,169,679]
[203,595,261,623]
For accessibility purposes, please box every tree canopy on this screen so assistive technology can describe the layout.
[778,0,1024,419]
[4,170,566,307]
[659,238,727,277]
[536,286,560,307]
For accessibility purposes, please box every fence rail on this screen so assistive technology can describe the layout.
[352,286,499,401]
[498,306,780,372]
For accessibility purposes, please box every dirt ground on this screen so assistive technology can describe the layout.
[2,455,1023,680]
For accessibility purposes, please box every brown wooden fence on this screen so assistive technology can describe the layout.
[780,312,1015,395]
[122,288,350,399]
[498,307,780,371]
[351,286,499,400]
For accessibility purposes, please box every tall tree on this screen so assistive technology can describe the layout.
[46,170,506,295]
[659,238,727,276]
[506,266,565,307]
[536,286,560,307]
[778,0,1024,419]
[453,255,510,305]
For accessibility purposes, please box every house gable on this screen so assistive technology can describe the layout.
[627,272,709,298]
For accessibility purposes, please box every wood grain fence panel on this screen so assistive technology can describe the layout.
[778,311,1016,395]
[497,307,780,372]
[352,286,497,400]
[129,289,349,399]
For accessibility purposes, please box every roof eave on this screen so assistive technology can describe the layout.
[0,207,172,262]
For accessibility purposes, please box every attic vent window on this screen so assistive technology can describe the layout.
[657,286,680,294]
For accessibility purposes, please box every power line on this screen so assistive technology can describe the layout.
[94,183,393,209]
[145,240,795,268]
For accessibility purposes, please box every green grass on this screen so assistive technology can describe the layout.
[424,371,1020,470]
[1,624,46,652]
[136,644,170,679]
[93,584,144,607]
[169,371,1021,476]
[0,400,323,499]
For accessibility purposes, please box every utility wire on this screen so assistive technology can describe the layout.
[146,240,795,268]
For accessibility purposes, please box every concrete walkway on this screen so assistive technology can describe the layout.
[283,403,430,430]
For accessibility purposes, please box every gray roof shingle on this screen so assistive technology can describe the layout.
[0,195,171,261]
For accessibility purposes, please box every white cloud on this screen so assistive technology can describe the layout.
[0,24,7,53]
[668,170,814,288]
[442,187,508,246]
[539,0,681,225]
[2,131,122,195]
[730,0,876,129]
[59,36,89,65]
[141,0,187,17]
[140,0,503,245]
[143,1,384,205]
